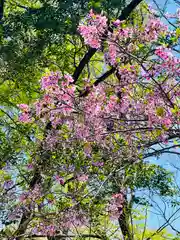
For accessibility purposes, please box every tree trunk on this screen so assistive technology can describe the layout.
[118,195,133,240]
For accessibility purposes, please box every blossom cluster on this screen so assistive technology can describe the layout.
[18,65,179,145]
[19,184,41,205]
[18,11,179,147]
[18,104,32,123]
[78,9,108,48]
[108,192,125,219]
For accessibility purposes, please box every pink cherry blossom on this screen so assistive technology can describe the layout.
[18,104,30,112]
[78,10,107,49]
[55,175,64,185]
[113,19,121,27]
[18,113,32,123]
[77,174,88,182]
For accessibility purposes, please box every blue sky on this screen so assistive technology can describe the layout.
[144,151,180,236]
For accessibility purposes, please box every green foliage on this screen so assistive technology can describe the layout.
[0,0,127,101]
[126,163,175,196]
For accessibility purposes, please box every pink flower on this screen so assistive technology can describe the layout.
[18,113,32,123]
[108,43,117,65]
[77,174,88,182]
[78,10,107,49]
[41,72,60,90]
[64,74,74,84]
[113,19,121,27]
[92,162,104,167]
[19,193,28,202]
[27,163,34,170]
[55,175,64,185]
[112,193,124,200]
[162,118,172,128]
[108,192,124,219]
[18,104,30,112]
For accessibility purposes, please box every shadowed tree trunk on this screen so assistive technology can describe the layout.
[118,192,133,240]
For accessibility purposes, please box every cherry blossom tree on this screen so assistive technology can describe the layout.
[0,0,179,239]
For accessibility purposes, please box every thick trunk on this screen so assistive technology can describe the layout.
[118,212,133,240]
[118,196,133,240]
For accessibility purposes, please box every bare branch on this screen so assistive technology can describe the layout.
[0,0,5,23]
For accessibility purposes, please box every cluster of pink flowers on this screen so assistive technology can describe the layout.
[41,72,60,90]
[112,19,121,27]
[74,84,119,141]
[143,17,168,41]
[108,192,124,219]
[18,103,32,123]
[78,10,169,67]
[18,65,179,147]
[108,42,118,65]
[18,104,30,112]
[60,209,88,228]
[19,184,41,205]
[55,175,64,185]
[118,66,137,84]
[32,72,75,129]
[92,161,104,167]
[77,174,88,182]
[155,48,180,76]
[17,10,179,147]
[144,95,173,128]
[155,46,173,60]
[78,9,108,48]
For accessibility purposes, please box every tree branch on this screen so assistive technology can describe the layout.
[73,48,97,82]
[118,0,143,21]
[24,233,103,239]
[79,67,116,97]
[0,0,5,23]
[94,67,116,86]
[143,144,180,159]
